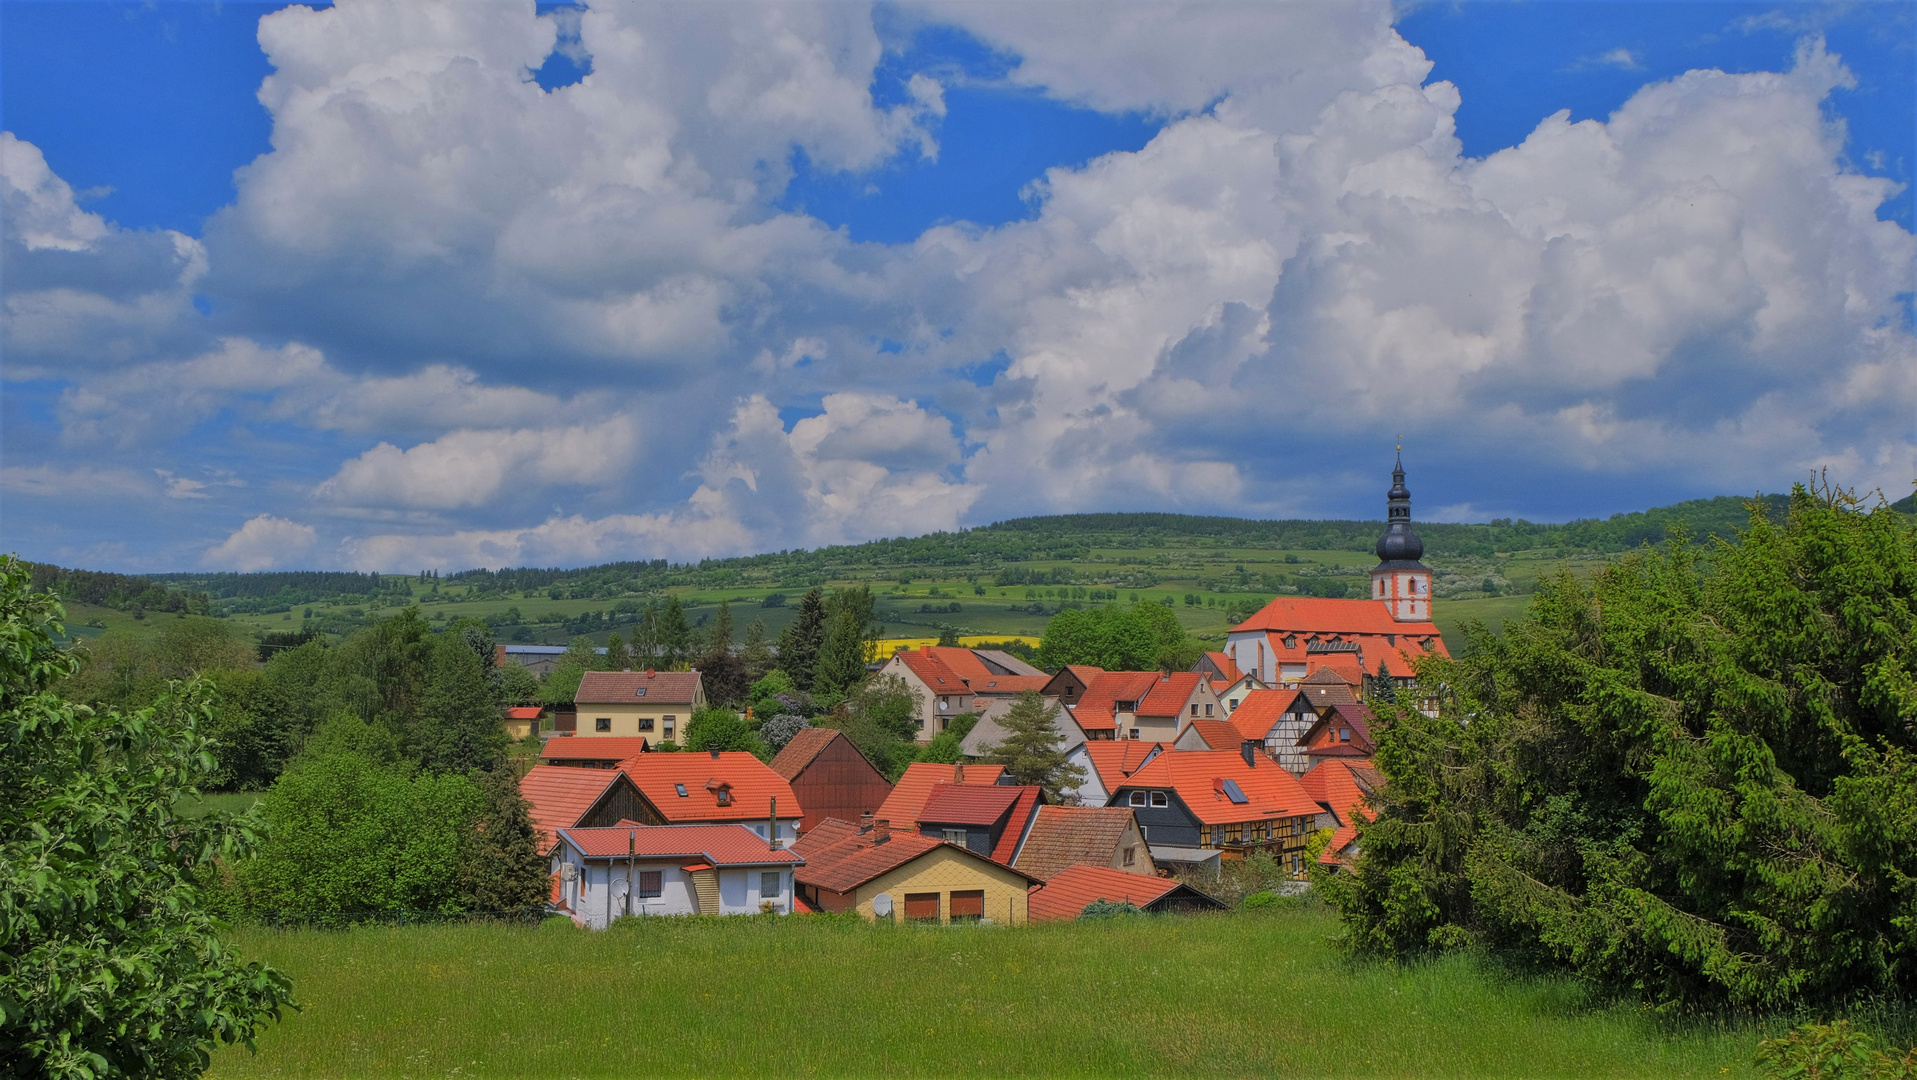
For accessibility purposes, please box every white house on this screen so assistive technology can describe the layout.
[551,823,804,928]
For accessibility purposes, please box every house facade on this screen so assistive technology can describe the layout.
[573,670,707,744]
[616,750,804,843]
[1105,747,1330,876]
[520,765,655,854]
[1071,671,1220,743]
[792,818,1036,925]
[1011,805,1155,881]
[550,824,802,927]
[915,783,1044,864]
[879,646,1051,741]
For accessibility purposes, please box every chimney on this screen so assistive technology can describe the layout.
[709,746,721,759]
[769,796,781,850]
[646,668,655,678]
[859,811,874,834]
[953,762,965,785]
[873,818,891,845]
[1242,741,1257,768]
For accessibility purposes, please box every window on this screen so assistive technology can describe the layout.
[663,722,675,738]
[674,783,688,798]
[1130,791,1147,807]
[943,828,967,844]
[1129,728,1141,740]
[903,893,940,921]
[638,870,662,898]
[634,687,647,697]
[1123,846,1136,866]
[637,717,655,732]
[1339,727,1351,742]
[595,717,612,732]
[715,786,733,806]
[1224,823,1242,844]
[1229,698,1239,709]
[1190,704,1198,716]
[949,890,984,922]
[761,872,781,898]
[1205,704,1214,717]
[1200,824,1212,846]
[1150,791,1168,807]
[1117,700,1135,712]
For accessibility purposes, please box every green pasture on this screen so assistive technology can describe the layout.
[190,543,1609,653]
[209,907,1767,1078]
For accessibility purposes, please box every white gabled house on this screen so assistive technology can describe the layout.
[551,823,804,928]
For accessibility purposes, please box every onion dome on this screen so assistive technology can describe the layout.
[1374,450,1426,566]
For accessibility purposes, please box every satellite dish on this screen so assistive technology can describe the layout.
[872,893,893,917]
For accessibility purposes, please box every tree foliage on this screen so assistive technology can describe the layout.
[683,708,768,759]
[461,767,549,913]
[0,557,291,1078]
[776,589,827,691]
[1321,488,1917,1011]
[1036,602,1199,672]
[813,586,879,699]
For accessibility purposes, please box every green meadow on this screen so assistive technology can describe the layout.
[208,907,1767,1079]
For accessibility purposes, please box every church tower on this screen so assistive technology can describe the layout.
[1371,450,1432,622]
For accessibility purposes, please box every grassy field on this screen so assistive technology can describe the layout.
[208,907,1768,1079]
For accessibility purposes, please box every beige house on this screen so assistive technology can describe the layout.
[792,818,1036,925]
[574,670,707,745]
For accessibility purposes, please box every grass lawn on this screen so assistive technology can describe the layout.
[209,908,1766,1078]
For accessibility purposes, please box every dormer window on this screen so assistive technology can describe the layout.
[1117,700,1135,712]
[1130,791,1147,807]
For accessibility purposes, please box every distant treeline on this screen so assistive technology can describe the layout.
[26,563,210,615]
[145,570,394,601]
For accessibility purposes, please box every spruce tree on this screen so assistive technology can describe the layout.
[741,618,773,681]
[462,766,549,914]
[706,600,734,655]
[415,629,508,774]
[812,586,876,699]
[630,603,660,669]
[656,597,692,670]
[776,588,827,691]
[603,633,630,672]
[982,691,1086,802]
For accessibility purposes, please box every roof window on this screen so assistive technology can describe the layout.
[634,688,647,697]
[1219,778,1249,804]
[674,783,688,798]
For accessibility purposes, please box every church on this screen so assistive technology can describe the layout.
[1222,453,1451,696]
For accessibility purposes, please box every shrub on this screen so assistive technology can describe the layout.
[1079,900,1144,920]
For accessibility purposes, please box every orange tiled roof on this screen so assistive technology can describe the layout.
[505,706,544,720]
[1233,597,1426,635]
[1179,719,1245,751]
[616,752,800,824]
[1226,688,1294,742]
[1300,760,1376,826]
[1116,750,1322,825]
[922,646,995,682]
[1319,823,1362,866]
[992,786,1044,864]
[557,823,802,865]
[519,765,626,852]
[1013,805,1142,881]
[1077,741,1166,792]
[1137,671,1207,718]
[576,669,703,705]
[542,736,654,763]
[791,816,862,858]
[873,762,1004,829]
[1072,671,1163,729]
[769,727,841,780]
[967,675,1051,696]
[1027,863,1189,921]
[892,647,970,692]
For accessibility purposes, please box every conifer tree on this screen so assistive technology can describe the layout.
[776,588,827,691]
[656,597,692,670]
[813,586,876,699]
[462,767,549,913]
[415,627,509,774]
[603,633,630,672]
[706,600,734,655]
[741,618,773,681]
[982,691,1086,802]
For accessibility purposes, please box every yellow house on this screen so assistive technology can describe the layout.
[792,818,1035,926]
[573,670,707,745]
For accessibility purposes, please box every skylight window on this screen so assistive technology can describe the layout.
[674,783,688,797]
[1220,779,1249,804]
[635,688,647,697]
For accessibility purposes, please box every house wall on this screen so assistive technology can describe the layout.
[876,656,971,743]
[573,697,705,744]
[1115,790,1205,848]
[552,849,792,927]
[851,847,1030,926]
[577,783,660,828]
[789,739,894,832]
[1062,744,1108,806]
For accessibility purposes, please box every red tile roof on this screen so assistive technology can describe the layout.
[1077,741,1166,792]
[541,736,654,763]
[1179,719,1246,751]
[1072,671,1164,730]
[873,762,1004,828]
[556,824,803,865]
[1116,750,1323,825]
[1203,651,1242,682]
[1319,823,1361,866]
[919,782,1024,827]
[991,786,1044,864]
[967,675,1052,696]
[519,765,626,852]
[1013,806,1143,881]
[1233,597,1426,636]
[1300,760,1376,826]
[793,829,946,892]
[575,670,703,705]
[1137,672,1208,718]
[616,752,800,824]
[505,706,544,720]
[891,648,970,692]
[769,727,841,780]
[1226,688,1294,742]
[1027,864,1188,921]
[922,646,995,682]
[791,816,862,857]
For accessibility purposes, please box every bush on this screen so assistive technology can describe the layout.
[1755,1022,1916,1079]
[759,713,810,753]
[683,707,768,759]
[1079,900,1144,920]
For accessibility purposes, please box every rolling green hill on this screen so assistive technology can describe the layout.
[31,492,1849,655]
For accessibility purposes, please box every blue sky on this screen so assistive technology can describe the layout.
[2,1,1912,572]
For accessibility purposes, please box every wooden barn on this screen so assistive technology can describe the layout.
[770,728,893,833]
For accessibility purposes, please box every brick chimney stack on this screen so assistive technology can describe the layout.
[873,818,892,845]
